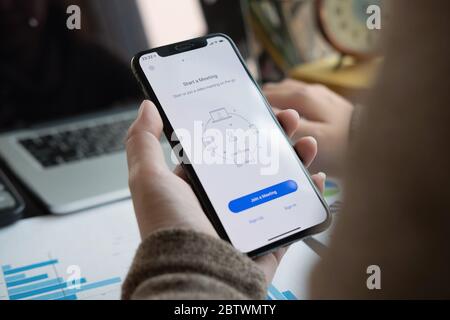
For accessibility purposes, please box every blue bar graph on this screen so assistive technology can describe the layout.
[10,278,87,300]
[30,289,76,300]
[2,258,122,300]
[4,273,26,282]
[7,274,48,287]
[267,284,298,300]
[8,278,64,295]
[268,284,287,300]
[65,277,122,295]
[56,295,77,300]
[30,277,121,300]
[3,259,58,275]
[282,290,298,300]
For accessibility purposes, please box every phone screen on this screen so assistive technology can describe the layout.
[138,35,328,253]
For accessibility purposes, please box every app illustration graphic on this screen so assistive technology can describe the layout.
[202,108,259,166]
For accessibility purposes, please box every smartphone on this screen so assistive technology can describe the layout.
[132,34,330,257]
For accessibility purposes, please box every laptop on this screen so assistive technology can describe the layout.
[0,107,138,214]
[0,0,161,214]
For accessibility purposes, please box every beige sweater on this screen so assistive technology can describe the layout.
[122,1,450,299]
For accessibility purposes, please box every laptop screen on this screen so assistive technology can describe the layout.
[0,0,144,133]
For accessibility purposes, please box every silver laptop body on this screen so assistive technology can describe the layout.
[0,108,137,214]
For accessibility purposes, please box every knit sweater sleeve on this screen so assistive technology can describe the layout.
[121,229,267,300]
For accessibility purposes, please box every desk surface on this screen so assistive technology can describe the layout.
[0,197,332,300]
[0,142,341,300]
[0,182,340,301]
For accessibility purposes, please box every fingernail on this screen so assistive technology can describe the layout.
[318,172,326,180]
[306,136,317,145]
[138,101,152,121]
[288,109,300,119]
[138,101,147,117]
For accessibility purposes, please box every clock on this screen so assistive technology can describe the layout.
[316,0,384,59]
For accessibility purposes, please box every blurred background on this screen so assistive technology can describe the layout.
[0,0,382,221]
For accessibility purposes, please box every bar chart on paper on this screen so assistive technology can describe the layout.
[1,258,121,300]
[267,284,298,300]
[0,180,342,301]
[0,201,141,300]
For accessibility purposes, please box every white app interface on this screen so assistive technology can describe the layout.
[140,36,327,253]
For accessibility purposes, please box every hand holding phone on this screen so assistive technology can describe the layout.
[131,34,330,257]
[126,100,325,282]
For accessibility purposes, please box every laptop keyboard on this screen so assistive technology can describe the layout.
[19,118,134,168]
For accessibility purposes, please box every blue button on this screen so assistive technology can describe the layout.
[228,180,298,214]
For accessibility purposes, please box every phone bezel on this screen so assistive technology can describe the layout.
[131,33,331,257]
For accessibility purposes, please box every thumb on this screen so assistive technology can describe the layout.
[126,100,168,182]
